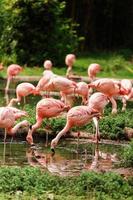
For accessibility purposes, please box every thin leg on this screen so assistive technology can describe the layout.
[5,78,11,94]
[3,129,7,164]
[122,96,127,112]
[109,97,117,114]
[92,117,99,144]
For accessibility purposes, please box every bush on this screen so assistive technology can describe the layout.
[0,0,79,66]
[0,167,132,200]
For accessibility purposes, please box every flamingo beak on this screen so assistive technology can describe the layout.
[29,125,32,129]
[51,147,55,156]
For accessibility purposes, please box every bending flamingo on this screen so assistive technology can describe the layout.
[0,106,29,140]
[8,82,36,106]
[26,98,69,145]
[5,64,23,93]
[51,92,109,152]
[88,78,121,114]
[120,79,132,111]
[36,74,77,106]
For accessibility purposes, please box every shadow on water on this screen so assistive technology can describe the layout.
[0,139,124,176]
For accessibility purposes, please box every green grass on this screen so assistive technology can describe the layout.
[0,167,132,200]
[0,50,133,78]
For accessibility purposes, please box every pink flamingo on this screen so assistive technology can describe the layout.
[65,54,76,78]
[5,64,23,93]
[88,63,101,81]
[51,92,109,152]
[88,78,132,113]
[42,60,53,78]
[8,82,36,106]
[26,98,69,146]
[88,78,121,114]
[120,79,132,111]
[0,106,29,141]
[36,74,77,106]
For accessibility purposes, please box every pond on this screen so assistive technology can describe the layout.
[0,78,132,177]
[0,139,124,176]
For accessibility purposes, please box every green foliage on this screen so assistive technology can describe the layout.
[0,0,79,66]
[75,50,133,78]
[121,140,133,167]
[0,167,132,200]
[83,101,133,140]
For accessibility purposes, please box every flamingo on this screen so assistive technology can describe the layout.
[51,92,109,152]
[36,74,77,106]
[5,64,23,93]
[88,78,122,114]
[0,106,30,141]
[42,60,53,78]
[26,98,70,146]
[88,78,133,113]
[88,63,101,82]
[65,54,76,78]
[119,79,132,111]
[8,82,36,106]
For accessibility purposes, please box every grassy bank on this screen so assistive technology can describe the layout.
[0,167,132,200]
[0,51,133,78]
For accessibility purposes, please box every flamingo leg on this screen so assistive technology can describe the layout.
[3,129,7,165]
[109,97,117,114]
[5,77,11,94]
[92,117,99,144]
[51,121,71,152]
[122,96,127,112]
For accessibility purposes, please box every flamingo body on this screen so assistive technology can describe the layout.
[26,98,68,145]
[0,107,29,136]
[7,64,22,78]
[8,82,36,106]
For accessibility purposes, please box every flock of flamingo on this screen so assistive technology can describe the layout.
[0,54,133,154]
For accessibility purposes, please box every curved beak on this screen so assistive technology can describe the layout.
[51,147,55,156]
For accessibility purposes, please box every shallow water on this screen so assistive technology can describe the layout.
[0,139,124,176]
[0,80,132,176]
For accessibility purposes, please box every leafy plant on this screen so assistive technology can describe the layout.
[0,0,79,66]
